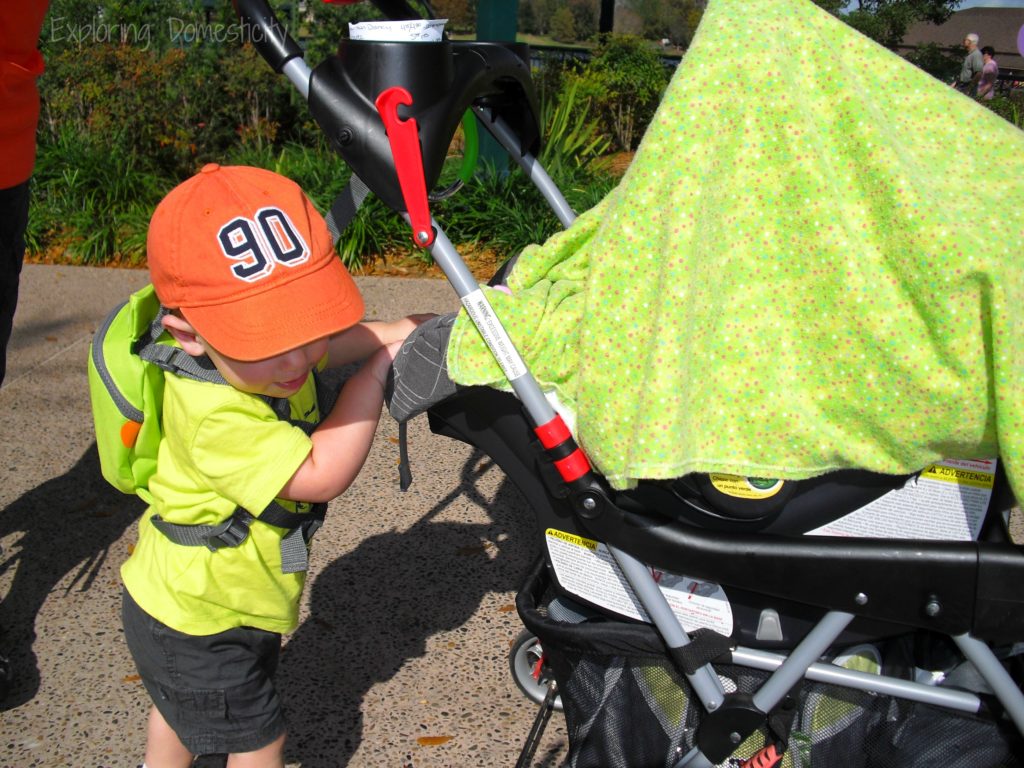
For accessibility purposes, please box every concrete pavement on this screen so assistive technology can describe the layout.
[0,264,568,768]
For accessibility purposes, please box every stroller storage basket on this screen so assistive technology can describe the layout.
[517,559,1024,768]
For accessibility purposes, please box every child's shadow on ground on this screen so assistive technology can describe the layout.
[280,451,540,767]
[0,443,142,710]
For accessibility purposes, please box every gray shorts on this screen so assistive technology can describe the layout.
[121,589,286,755]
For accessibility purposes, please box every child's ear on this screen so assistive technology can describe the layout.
[161,313,207,357]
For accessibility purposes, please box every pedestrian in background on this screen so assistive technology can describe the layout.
[0,3,49,387]
[977,45,999,100]
[0,0,51,702]
[954,32,984,94]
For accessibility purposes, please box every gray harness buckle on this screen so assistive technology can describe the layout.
[204,513,251,551]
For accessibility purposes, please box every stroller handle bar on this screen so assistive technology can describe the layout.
[232,0,304,73]
[230,0,594,491]
[234,0,540,215]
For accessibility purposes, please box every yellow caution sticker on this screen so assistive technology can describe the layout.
[921,464,994,489]
[709,474,785,499]
[545,528,598,551]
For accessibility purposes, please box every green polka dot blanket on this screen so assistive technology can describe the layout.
[446,0,1024,493]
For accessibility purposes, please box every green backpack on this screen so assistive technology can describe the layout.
[87,283,227,504]
[87,284,324,572]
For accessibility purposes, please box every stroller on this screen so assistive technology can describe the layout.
[233,1,1024,765]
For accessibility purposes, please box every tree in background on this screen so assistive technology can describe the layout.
[902,40,962,81]
[811,0,848,14]
[567,0,599,41]
[517,1,537,34]
[813,0,961,50]
[432,0,475,34]
[569,34,668,150]
[619,0,702,45]
[550,7,577,42]
[520,0,563,36]
[616,0,961,52]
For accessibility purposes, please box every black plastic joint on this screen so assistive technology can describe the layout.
[696,692,766,765]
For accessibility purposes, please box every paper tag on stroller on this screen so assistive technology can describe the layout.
[806,458,996,540]
[348,19,448,42]
[545,528,735,635]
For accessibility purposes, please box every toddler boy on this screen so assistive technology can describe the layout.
[120,164,425,767]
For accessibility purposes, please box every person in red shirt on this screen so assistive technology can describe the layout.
[0,3,50,387]
[0,1,50,702]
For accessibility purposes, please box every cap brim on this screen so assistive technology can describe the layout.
[181,256,365,362]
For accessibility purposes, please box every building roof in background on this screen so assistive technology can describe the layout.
[898,7,1024,75]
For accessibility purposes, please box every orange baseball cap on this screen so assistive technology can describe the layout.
[148,164,364,361]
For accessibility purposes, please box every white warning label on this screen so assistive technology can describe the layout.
[460,288,527,381]
[545,528,734,635]
[806,458,996,540]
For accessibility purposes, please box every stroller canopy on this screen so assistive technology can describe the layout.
[447,0,1024,493]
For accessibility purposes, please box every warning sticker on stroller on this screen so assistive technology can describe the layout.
[544,528,734,635]
[806,458,997,540]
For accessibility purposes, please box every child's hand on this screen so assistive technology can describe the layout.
[393,313,437,341]
[406,313,438,326]
[365,340,405,388]
[327,313,437,368]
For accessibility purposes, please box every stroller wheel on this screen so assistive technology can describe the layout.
[509,629,563,712]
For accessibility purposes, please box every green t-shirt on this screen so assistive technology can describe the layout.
[121,367,321,635]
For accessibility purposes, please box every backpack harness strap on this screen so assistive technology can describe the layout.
[140,308,325,573]
[150,501,327,574]
[324,173,371,242]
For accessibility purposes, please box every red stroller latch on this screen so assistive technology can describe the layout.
[740,743,783,768]
[375,86,435,248]
[534,415,593,483]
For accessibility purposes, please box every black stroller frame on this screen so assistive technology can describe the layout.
[234,1,1024,765]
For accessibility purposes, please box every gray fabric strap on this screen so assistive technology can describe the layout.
[136,309,228,386]
[397,421,412,491]
[151,501,327,573]
[266,394,317,437]
[142,313,328,571]
[152,509,255,550]
[324,174,371,241]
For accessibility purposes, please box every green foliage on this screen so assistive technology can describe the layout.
[520,0,565,36]
[836,0,959,49]
[28,0,624,269]
[27,130,171,265]
[432,0,475,34]
[436,159,615,258]
[539,81,612,177]
[298,1,390,68]
[550,8,578,43]
[568,34,669,151]
[39,20,298,178]
[810,0,847,14]
[622,0,702,45]
[567,0,600,42]
[903,41,961,83]
[982,95,1024,130]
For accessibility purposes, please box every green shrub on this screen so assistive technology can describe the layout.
[981,94,1024,129]
[28,130,171,265]
[568,34,669,151]
[28,2,623,270]
[539,80,612,177]
[903,42,960,84]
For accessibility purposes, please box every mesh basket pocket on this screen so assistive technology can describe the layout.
[515,560,1024,768]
